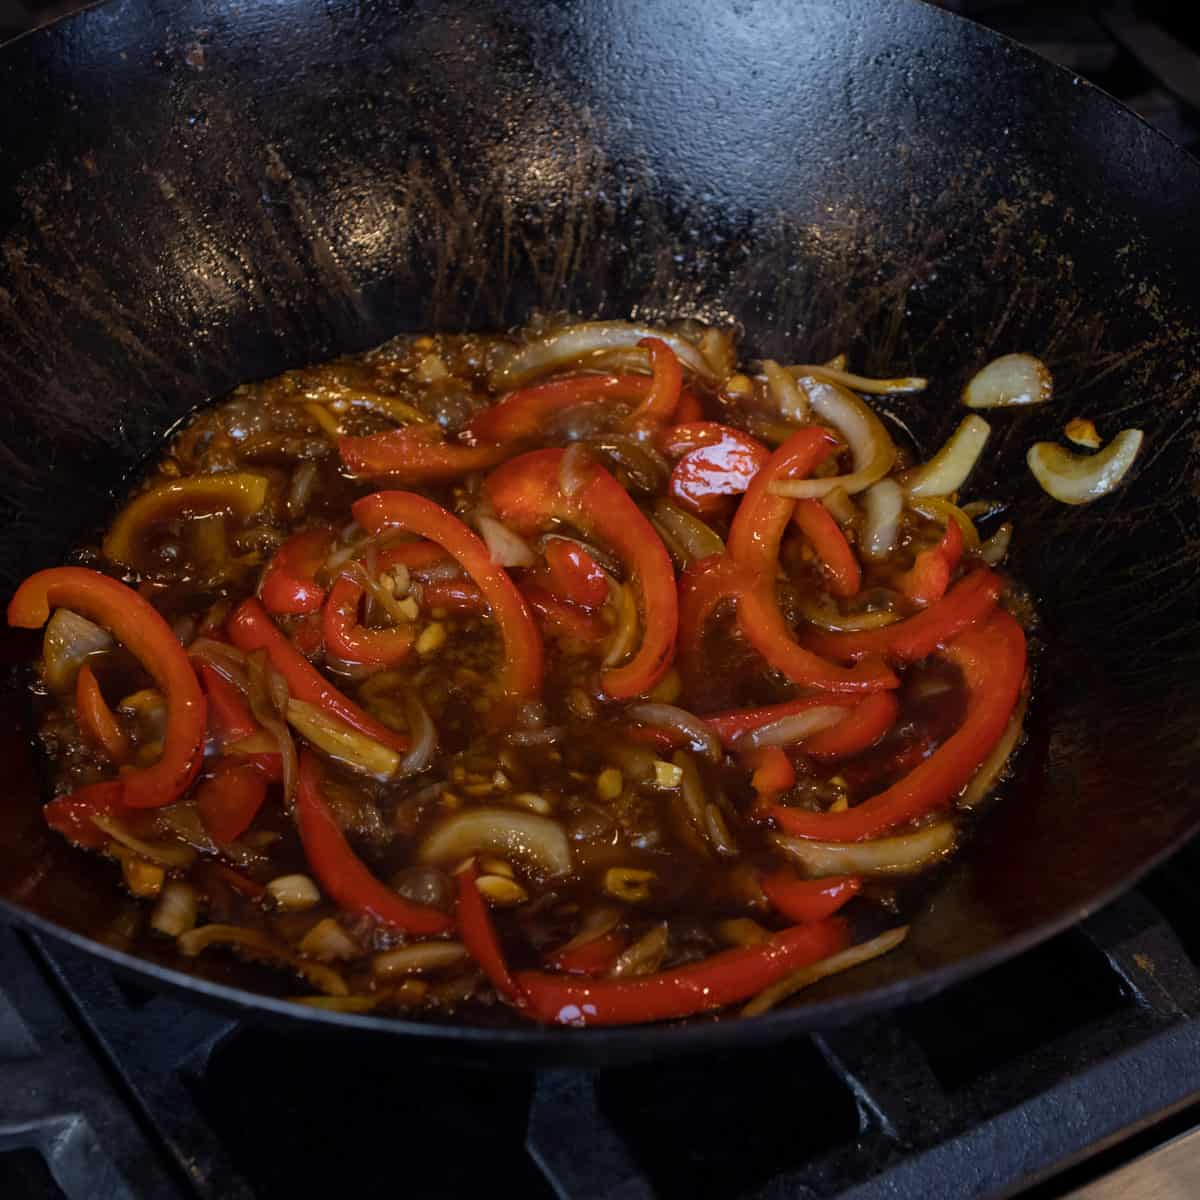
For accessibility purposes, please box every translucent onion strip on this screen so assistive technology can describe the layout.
[908,496,981,551]
[742,926,910,1016]
[772,821,956,876]
[905,415,991,498]
[785,363,927,394]
[963,353,1052,409]
[959,691,1028,811]
[397,690,437,776]
[742,707,847,749]
[627,704,720,760]
[41,608,114,693]
[489,321,718,390]
[1027,429,1143,505]
[286,698,400,779]
[178,924,348,995]
[150,881,198,937]
[476,514,536,568]
[651,500,725,566]
[979,522,1013,566]
[861,479,904,559]
[91,813,198,867]
[763,359,810,422]
[418,807,572,878]
[372,941,468,978]
[767,381,896,499]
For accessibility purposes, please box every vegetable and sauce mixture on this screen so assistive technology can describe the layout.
[7,318,1141,1026]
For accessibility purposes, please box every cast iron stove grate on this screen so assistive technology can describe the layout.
[8,835,1200,1200]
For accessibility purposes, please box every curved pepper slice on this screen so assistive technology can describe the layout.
[421,579,488,614]
[745,746,796,798]
[760,874,861,923]
[664,422,770,517]
[896,518,964,606]
[196,762,268,844]
[515,918,849,1026]
[339,424,511,482]
[669,388,705,427]
[544,538,609,609]
[802,691,900,761]
[195,661,259,744]
[75,665,132,763]
[102,473,270,567]
[547,931,626,976]
[623,336,682,430]
[721,429,896,693]
[260,527,335,616]
[466,375,654,445]
[353,491,543,714]
[791,499,862,598]
[773,609,1027,841]
[9,568,206,809]
[455,858,523,1002]
[42,779,125,849]
[227,597,409,754]
[295,751,454,935]
[803,569,1002,665]
[322,576,416,667]
[521,584,609,643]
[485,449,677,699]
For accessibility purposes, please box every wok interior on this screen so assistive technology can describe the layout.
[2,0,1200,1034]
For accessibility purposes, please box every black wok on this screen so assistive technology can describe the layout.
[1,0,1199,1065]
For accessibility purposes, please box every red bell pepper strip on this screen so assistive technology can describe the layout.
[791,499,861,598]
[547,931,626,976]
[339,424,510,482]
[664,423,770,517]
[75,665,132,763]
[485,450,677,699]
[622,722,688,753]
[719,430,897,694]
[42,779,124,850]
[803,569,1003,665]
[377,543,489,610]
[705,693,863,750]
[896,518,964,605]
[420,579,488,614]
[773,609,1027,841]
[196,762,268,844]
[745,746,796,796]
[760,874,861,923]
[217,751,284,784]
[295,751,454,934]
[521,585,609,643]
[677,553,750,670]
[670,388,705,427]
[353,491,544,713]
[195,662,260,744]
[322,575,416,667]
[455,858,524,1002]
[802,691,900,761]
[227,597,410,754]
[8,568,206,810]
[515,918,849,1026]
[543,538,609,609]
[260,527,335,616]
[623,337,682,430]
[466,375,654,444]
[289,612,325,659]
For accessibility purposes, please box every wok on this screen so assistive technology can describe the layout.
[1,0,1199,1066]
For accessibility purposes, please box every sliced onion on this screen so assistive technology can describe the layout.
[963,353,1052,409]
[742,926,909,1016]
[178,923,349,995]
[1065,417,1102,449]
[786,363,927,395]
[557,905,624,954]
[585,434,671,494]
[627,704,720,761]
[798,596,901,633]
[610,922,669,978]
[763,359,810,422]
[188,637,251,688]
[418,807,572,878]
[397,690,437,777]
[772,821,956,876]
[372,941,468,978]
[246,653,298,803]
[908,496,982,551]
[959,691,1028,811]
[476,514,536,568]
[603,583,639,669]
[905,415,991,498]
[979,521,1013,566]
[150,881,198,938]
[286,698,400,779]
[651,500,725,566]
[558,441,594,498]
[1027,429,1143,505]
[821,486,857,526]
[861,479,904,559]
[266,873,322,910]
[298,917,362,961]
[767,381,896,499]
[287,460,319,520]
[699,327,737,381]
[91,812,198,867]
[41,608,114,693]
[490,322,718,390]
[742,706,847,749]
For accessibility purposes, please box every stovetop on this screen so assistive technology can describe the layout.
[3,1,1200,1198]
[7,839,1200,1200]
